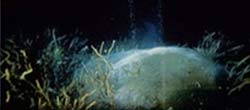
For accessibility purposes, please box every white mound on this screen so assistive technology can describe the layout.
[75,46,219,109]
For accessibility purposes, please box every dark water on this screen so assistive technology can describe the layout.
[3,0,250,41]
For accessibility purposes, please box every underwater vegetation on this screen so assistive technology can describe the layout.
[1,30,250,110]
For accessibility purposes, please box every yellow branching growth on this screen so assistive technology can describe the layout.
[1,49,12,65]
[51,82,97,110]
[85,44,116,109]
[4,69,11,82]
[108,40,116,55]
[227,54,250,95]
[1,37,100,110]
[86,101,96,110]
[1,44,37,104]
[35,79,52,108]
[228,77,250,95]
[5,91,10,103]
[20,63,33,80]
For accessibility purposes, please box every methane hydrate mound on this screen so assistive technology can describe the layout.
[74,45,220,109]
